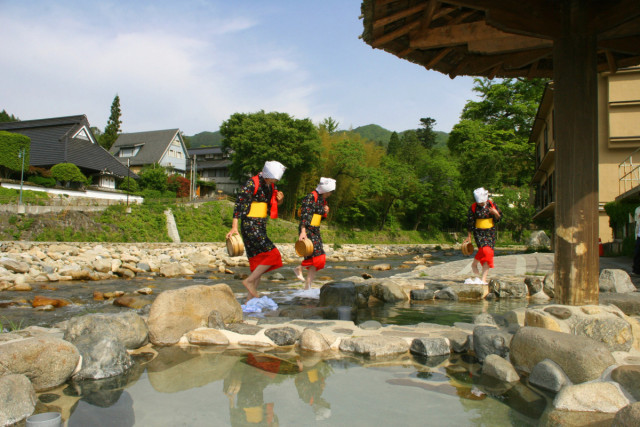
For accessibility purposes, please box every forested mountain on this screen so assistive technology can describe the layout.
[185,125,448,149]
[351,124,448,147]
[184,131,222,148]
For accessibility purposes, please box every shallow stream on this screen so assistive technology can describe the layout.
[3,251,549,426]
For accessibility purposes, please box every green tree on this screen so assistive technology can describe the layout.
[137,165,168,192]
[220,110,321,215]
[101,95,122,150]
[448,78,547,190]
[50,163,87,186]
[0,131,30,178]
[319,117,340,134]
[416,117,437,149]
[119,176,138,193]
[0,110,19,123]
[386,131,400,156]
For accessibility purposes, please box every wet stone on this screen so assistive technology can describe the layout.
[207,310,226,329]
[611,365,640,401]
[37,393,60,404]
[226,323,262,335]
[264,327,300,346]
[359,320,382,330]
[411,289,435,301]
[543,306,572,320]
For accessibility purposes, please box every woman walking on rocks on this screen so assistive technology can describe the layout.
[464,187,502,284]
[294,177,335,289]
[227,161,286,301]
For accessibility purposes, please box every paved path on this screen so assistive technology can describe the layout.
[422,252,636,281]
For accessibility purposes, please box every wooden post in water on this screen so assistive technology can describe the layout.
[552,0,599,305]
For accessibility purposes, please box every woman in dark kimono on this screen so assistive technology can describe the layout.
[227,161,286,300]
[294,177,335,290]
[464,187,502,284]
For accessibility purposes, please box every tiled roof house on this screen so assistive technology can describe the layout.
[110,129,189,176]
[0,115,135,189]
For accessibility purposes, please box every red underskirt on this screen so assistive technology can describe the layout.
[301,254,326,271]
[474,246,494,268]
[249,248,283,272]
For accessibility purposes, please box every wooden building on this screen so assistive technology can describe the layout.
[360,0,640,305]
[531,66,640,246]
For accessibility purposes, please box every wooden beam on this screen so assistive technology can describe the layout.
[599,15,640,40]
[372,20,421,47]
[488,63,502,79]
[553,0,599,306]
[420,0,438,32]
[424,47,453,69]
[605,50,617,73]
[373,3,427,29]
[410,21,513,49]
[589,0,640,34]
[598,37,640,56]
[468,35,552,54]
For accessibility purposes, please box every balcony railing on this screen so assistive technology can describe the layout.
[619,147,640,196]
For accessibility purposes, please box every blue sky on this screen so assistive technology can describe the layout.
[0,0,477,135]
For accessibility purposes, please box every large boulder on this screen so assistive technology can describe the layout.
[0,374,36,426]
[599,269,637,293]
[147,284,242,346]
[613,402,640,427]
[61,312,148,350]
[0,336,80,391]
[472,326,512,362]
[524,305,635,352]
[319,281,357,307]
[71,334,134,380]
[339,336,409,358]
[553,382,629,413]
[528,230,551,248]
[371,281,408,303]
[510,327,615,384]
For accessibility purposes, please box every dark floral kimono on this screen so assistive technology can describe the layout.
[466,200,503,268]
[233,174,282,272]
[298,190,327,270]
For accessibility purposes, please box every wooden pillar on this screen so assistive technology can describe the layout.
[552,0,599,305]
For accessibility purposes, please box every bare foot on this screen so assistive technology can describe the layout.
[304,285,311,291]
[293,266,304,281]
[242,278,259,298]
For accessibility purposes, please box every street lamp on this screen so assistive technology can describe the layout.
[126,158,131,214]
[17,147,25,209]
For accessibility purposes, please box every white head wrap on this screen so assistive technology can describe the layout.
[315,177,336,194]
[473,187,489,204]
[262,161,286,180]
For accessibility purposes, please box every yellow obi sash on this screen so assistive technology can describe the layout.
[310,214,322,226]
[475,218,494,229]
[247,202,268,218]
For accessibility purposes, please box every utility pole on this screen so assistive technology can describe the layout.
[126,158,130,208]
[18,147,25,212]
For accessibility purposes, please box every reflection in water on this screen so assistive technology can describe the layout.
[36,347,548,426]
[224,353,332,426]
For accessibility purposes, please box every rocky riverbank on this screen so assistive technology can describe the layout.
[0,241,441,291]
[2,242,640,425]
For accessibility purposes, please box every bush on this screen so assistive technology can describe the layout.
[138,166,168,192]
[50,163,87,185]
[167,174,190,198]
[119,177,139,193]
[28,175,56,187]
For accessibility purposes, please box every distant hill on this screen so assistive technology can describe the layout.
[351,124,448,148]
[185,125,448,149]
[185,131,222,148]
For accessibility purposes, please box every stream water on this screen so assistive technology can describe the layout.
[3,251,549,426]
